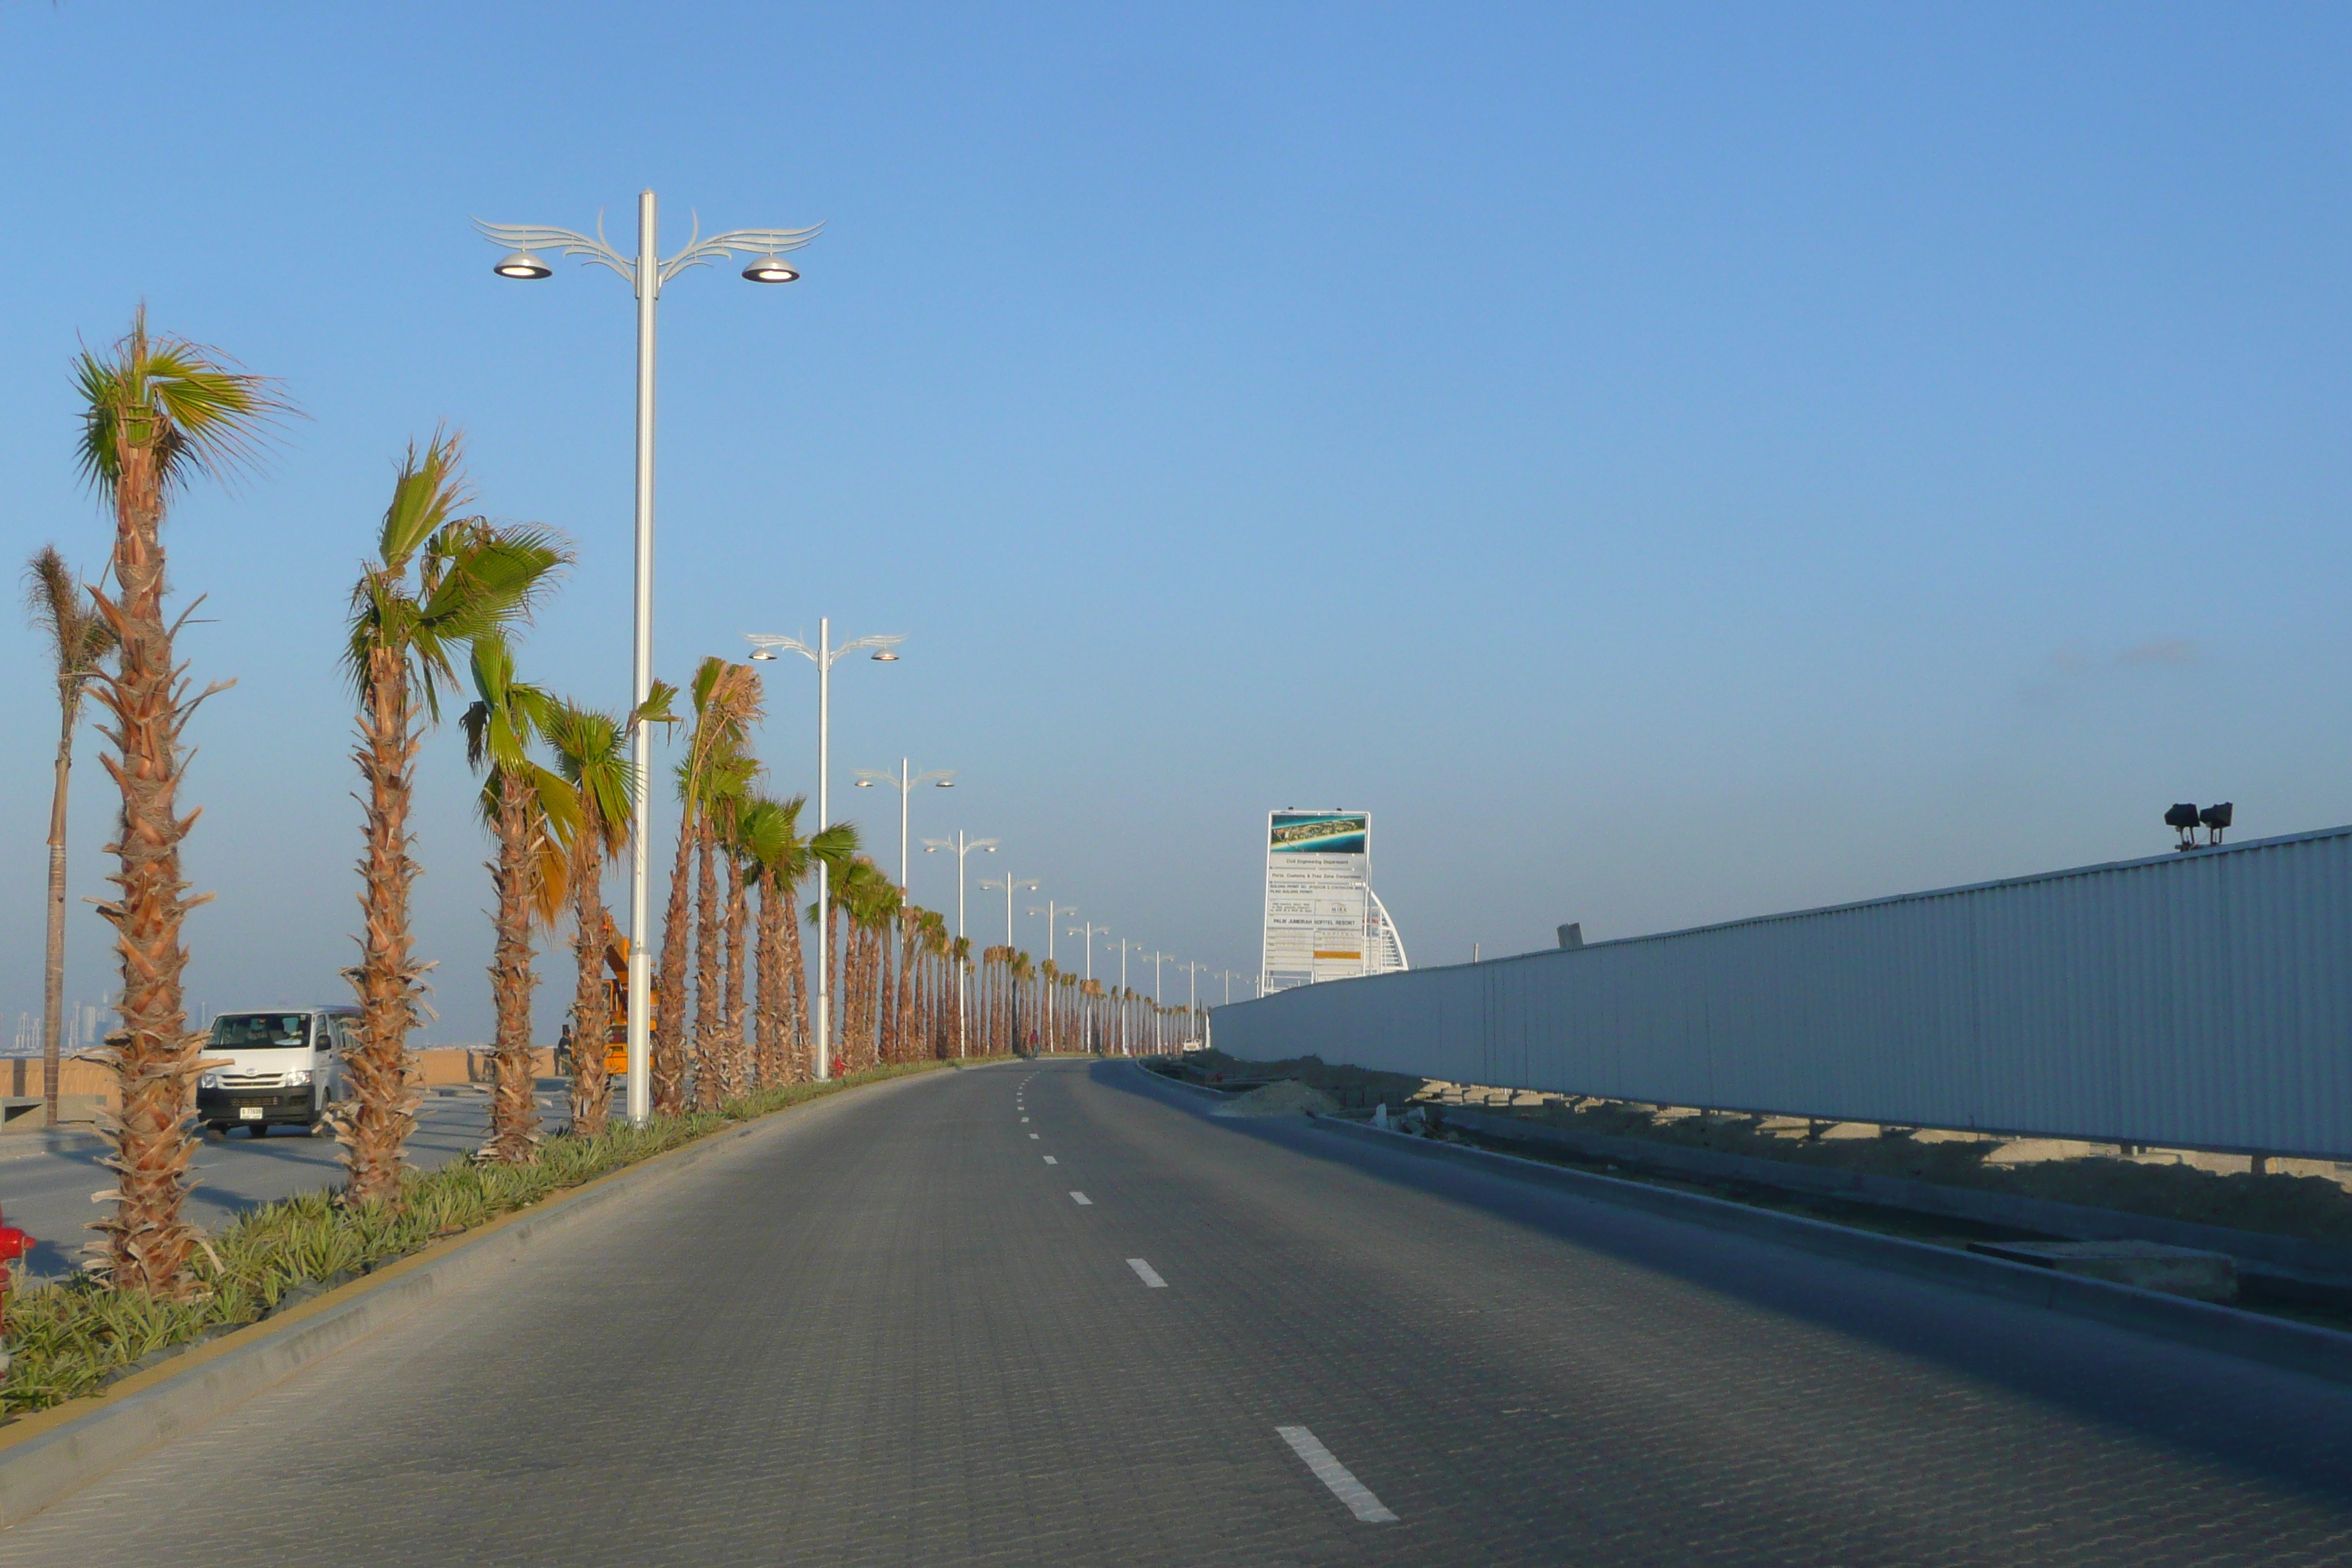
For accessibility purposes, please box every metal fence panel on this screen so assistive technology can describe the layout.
[1211,827,2352,1160]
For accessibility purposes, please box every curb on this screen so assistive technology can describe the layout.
[0,1066,946,1531]
[1126,1066,1236,1101]
[1307,1115,2352,1388]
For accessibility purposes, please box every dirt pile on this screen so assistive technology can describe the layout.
[1211,1079,1340,1118]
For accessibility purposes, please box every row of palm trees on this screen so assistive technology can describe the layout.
[37,312,1199,1300]
[968,946,1196,1057]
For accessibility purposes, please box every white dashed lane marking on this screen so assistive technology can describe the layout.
[1069,1192,1092,1206]
[1126,1258,1166,1288]
[1029,1134,1039,1139]
[1277,1427,1398,1523]
[1043,1156,1058,1164]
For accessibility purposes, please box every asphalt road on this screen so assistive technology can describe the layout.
[0,1085,569,1283]
[4,1059,2350,1567]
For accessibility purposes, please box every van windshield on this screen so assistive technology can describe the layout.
[211,1014,313,1050]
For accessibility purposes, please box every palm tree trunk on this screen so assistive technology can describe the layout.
[345,642,425,1207]
[42,684,78,1131]
[568,797,611,1137]
[86,451,208,1294]
[652,809,696,1115]
[693,818,722,1112]
[486,768,541,1164]
[723,853,749,1100]
[753,870,780,1088]
[781,874,810,1081]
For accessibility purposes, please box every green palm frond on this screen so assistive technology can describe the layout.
[73,306,293,499]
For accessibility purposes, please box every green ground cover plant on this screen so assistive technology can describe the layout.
[1,1060,979,1418]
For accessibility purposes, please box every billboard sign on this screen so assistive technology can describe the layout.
[1262,810,1373,993]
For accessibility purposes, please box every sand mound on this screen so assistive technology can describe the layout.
[1211,1079,1339,1118]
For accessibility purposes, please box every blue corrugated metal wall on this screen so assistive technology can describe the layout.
[1211,827,2352,1159]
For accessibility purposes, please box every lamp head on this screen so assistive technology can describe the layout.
[750,648,778,661]
[494,250,552,280]
[935,778,954,788]
[742,255,802,284]
[855,778,873,788]
[871,649,900,663]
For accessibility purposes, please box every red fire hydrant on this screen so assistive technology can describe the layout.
[0,1205,34,1376]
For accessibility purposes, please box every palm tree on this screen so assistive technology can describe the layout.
[734,794,796,1087]
[75,310,286,1297]
[544,687,670,1137]
[23,546,117,1131]
[344,434,566,1206]
[693,745,756,1109]
[461,631,578,1164]
[655,660,763,1114]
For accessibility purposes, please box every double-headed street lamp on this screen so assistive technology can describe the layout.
[1115,937,1146,1056]
[854,760,954,890]
[478,191,819,1127]
[921,830,998,1058]
[746,620,903,1081]
[1067,919,1112,1054]
[980,872,1040,949]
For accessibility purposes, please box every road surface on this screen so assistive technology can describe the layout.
[3,1059,2348,1566]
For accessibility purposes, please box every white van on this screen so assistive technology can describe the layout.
[195,1007,357,1139]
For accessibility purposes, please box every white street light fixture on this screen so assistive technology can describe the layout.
[742,255,802,283]
[476,192,821,1127]
[742,620,903,1081]
[854,761,955,889]
[980,872,1040,949]
[921,830,998,1057]
[1115,938,1145,1057]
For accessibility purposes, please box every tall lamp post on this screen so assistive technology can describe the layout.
[746,620,903,1080]
[1028,900,1074,1050]
[921,830,998,1056]
[981,872,1040,949]
[1068,921,1109,1054]
[1115,938,1145,1057]
[854,759,954,889]
[478,194,819,1126]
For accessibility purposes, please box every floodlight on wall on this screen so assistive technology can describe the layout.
[2165,802,2201,851]
[2199,802,2233,846]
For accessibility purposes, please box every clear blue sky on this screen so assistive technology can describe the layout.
[3,3,2348,1041]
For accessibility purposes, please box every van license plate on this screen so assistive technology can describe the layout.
[238,1107,265,1120]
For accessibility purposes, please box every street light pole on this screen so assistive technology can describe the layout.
[479,192,818,1126]
[921,830,998,1057]
[855,758,954,890]
[1116,938,1143,1057]
[745,621,902,1080]
[983,873,1039,949]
